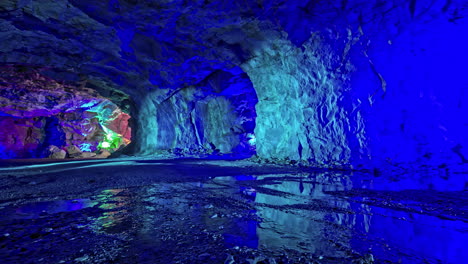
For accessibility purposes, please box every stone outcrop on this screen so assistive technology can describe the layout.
[95,149,111,159]
[46,145,66,159]
[0,66,131,159]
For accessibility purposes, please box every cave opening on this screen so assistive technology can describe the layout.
[132,67,258,158]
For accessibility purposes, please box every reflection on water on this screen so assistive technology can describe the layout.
[3,199,97,220]
[211,173,355,260]
[0,189,131,232]
[211,172,468,263]
[92,189,130,231]
[1,169,466,263]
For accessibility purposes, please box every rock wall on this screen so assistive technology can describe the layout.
[229,0,468,168]
[134,68,257,156]
[1,0,467,168]
[0,66,131,159]
[241,32,356,164]
[346,1,468,168]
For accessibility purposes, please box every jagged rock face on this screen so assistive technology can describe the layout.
[154,69,257,155]
[134,67,257,156]
[241,35,354,163]
[0,66,131,158]
[1,0,468,167]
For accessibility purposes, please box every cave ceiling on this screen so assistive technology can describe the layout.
[1,0,287,97]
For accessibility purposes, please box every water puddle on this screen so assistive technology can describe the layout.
[0,169,466,263]
[0,199,98,220]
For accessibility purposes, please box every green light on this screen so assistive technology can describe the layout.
[98,126,123,150]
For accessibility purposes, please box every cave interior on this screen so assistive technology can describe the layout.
[0,0,467,263]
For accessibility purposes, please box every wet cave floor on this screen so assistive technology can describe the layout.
[0,158,466,264]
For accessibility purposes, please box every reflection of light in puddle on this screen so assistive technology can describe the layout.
[215,173,468,263]
[6,199,98,219]
[211,174,356,254]
[205,175,260,249]
[92,189,130,231]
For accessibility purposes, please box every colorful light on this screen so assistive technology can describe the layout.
[98,126,124,150]
[78,143,92,152]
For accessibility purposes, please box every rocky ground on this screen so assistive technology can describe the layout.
[0,158,466,263]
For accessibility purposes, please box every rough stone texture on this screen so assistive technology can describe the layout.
[136,67,257,156]
[1,0,467,168]
[46,145,66,159]
[95,149,111,159]
[0,66,131,158]
[241,32,355,164]
[65,145,81,158]
[76,151,97,159]
[0,116,46,158]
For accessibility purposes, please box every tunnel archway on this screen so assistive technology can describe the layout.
[132,66,258,158]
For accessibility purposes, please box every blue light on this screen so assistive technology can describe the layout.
[80,101,98,108]
[79,143,92,152]
[348,13,468,167]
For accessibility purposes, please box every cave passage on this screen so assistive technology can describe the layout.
[1,0,468,263]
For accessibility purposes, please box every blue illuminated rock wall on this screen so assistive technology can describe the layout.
[134,67,257,156]
[240,32,354,163]
[0,0,467,167]
[349,3,468,168]
[237,0,468,168]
